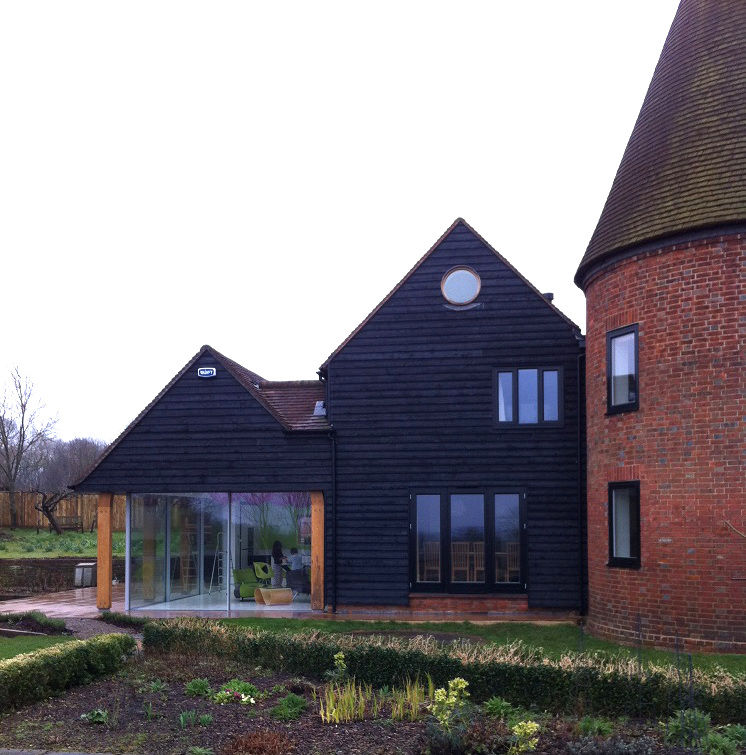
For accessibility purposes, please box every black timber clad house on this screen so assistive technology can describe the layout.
[75,219,586,615]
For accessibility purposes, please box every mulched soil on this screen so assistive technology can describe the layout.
[0,616,70,635]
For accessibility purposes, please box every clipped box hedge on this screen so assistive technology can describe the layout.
[143,619,746,723]
[0,633,136,711]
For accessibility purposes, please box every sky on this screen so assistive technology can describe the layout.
[0,1,681,442]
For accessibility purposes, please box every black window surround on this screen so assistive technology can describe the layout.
[494,367,564,427]
[607,481,641,569]
[409,488,527,594]
[606,324,639,414]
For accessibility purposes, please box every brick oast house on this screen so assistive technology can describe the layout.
[75,0,744,650]
[576,0,746,651]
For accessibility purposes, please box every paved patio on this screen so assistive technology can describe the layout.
[0,585,577,623]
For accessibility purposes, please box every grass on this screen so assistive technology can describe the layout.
[221,618,746,676]
[0,634,74,660]
[0,527,125,559]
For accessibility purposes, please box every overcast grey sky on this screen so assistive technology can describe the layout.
[0,1,680,442]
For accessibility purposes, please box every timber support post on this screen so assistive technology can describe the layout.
[310,491,324,610]
[96,492,114,610]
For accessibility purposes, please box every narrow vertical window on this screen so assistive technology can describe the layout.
[543,370,559,422]
[518,369,539,424]
[415,495,441,584]
[607,325,639,412]
[608,482,640,568]
[498,372,513,422]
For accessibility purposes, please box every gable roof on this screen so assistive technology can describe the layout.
[576,0,746,286]
[321,218,581,370]
[72,345,328,489]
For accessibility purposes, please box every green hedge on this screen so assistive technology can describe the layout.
[143,619,746,723]
[0,610,66,633]
[0,633,136,710]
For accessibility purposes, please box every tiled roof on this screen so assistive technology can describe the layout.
[256,381,328,431]
[576,0,746,286]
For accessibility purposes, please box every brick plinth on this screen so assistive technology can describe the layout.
[583,234,745,651]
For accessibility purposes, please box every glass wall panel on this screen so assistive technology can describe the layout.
[202,495,230,598]
[230,492,312,607]
[494,494,520,584]
[129,495,167,609]
[518,369,539,424]
[169,497,201,600]
[450,494,485,584]
[415,494,441,583]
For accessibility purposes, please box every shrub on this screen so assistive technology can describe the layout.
[270,692,307,721]
[719,724,746,746]
[663,707,711,748]
[577,715,613,737]
[0,633,136,711]
[702,732,739,755]
[142,619,746,723]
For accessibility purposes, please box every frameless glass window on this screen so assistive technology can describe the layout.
[494,494,521,584]
[609,483,640,568]
[450,494,485,584]
[129,495,167,609]
[609,328,638,409]
[543,370,559,422]
[498,372,513,422]
[518,369,539,424]
[442,267,481,305]
[415,495,441,583]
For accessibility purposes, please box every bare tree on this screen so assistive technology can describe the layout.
[26,437,106,534]
[280,492,310,547]
[0,369,56,529]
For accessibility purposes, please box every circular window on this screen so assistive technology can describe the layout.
[441,267,481,305]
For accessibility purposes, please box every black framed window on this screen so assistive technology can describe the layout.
[411,489,526,593]
[607,325,639,413]
[496,367,563,426]
[608,481,640,569]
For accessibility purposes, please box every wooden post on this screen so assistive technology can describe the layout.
[96,493,114,610]
[310,491,324,610]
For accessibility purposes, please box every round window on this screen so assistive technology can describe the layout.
[441,267,481,305]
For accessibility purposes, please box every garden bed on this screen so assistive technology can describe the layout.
[0,653,714,755]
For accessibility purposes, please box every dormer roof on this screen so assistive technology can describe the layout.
[575,0,746,287]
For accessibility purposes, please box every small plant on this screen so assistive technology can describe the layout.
[179,709,198,729]
[143,701,160,721]
[186,747,214,755]
[138,678,167,694]
[428,677,470,734]
[270,692,307,722]
[185,678,212,698]
[702,732,739,755]
[390,678,426,722]
[198,713,213,727]
[663,707,711,748]
[483,695,517,720]
[319,679,369,724]
[577,715,613,737]
[80,708,109,725]
[324,650,348,681]
[214,679,259,705]
[508,720,540,754]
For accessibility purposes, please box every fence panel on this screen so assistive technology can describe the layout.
[0,492,126,532]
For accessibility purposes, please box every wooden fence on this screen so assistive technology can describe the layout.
[0,492,126,532]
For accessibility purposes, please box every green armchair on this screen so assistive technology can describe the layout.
[233,562,274,600]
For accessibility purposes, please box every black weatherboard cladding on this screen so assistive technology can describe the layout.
[326,222,585,609]
[75,351,331,494]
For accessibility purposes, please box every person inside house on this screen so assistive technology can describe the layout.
[271,540,287,587]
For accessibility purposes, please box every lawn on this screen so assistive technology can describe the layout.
[221,617,746,676]
[0,527,126,559]
[0,635,74,660]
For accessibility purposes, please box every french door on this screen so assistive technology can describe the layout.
[410,489,526,593]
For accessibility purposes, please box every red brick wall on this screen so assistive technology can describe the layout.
[584,233,746,652]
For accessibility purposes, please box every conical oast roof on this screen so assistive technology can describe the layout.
[575,0,746,287]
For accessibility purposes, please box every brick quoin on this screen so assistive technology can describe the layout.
[584,234,746,652]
